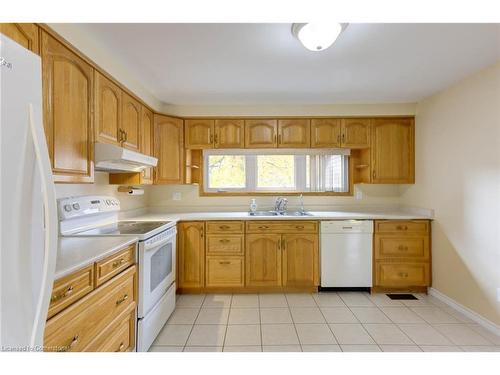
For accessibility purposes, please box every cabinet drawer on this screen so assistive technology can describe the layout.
[44,266,136,352]
[374,236,429,260]
[206,221,244,233]
[206,257,244,287]
[48,265,94,319]
[207,235,244,255]
[95,244,136,286]
[375,220,429,234]
[87,310,135,352]
[246,221,318,234]
[375,262,430,287]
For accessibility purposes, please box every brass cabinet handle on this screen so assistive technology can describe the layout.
[398,272,409,278]
[58,335,79,352]
[398,245,409,251]
[373,170,376,179]
[51,286,74,303]
[342,133,345,143]
[116,294,129,306]
[214,132,218,146]
[258,225,269,230]
[273,133,277,144]
[219,261,231,265]
[278,240,281,251]
[295,225,304,229]
[282,238,286,251]
[112,258,126,268]
[219,238,230,243]
[278,134,282,144]
[337,134,341,143]
[116,343,125,352]
[219,225,230,230]
[396,225,408,231]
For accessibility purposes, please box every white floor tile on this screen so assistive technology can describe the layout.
[223,346,262,352]
[441,307,475,323]
[338,292,375,307]
[290,307,326,323]
[228,308,260,324]
[341,345,381,352]
[363,324,414,345]
[380,345,421,352]
[467,324,500,345]
[419,346,463,352]
[368,294,403,307]
[259,293,288,308]
[263,345,302,352]
[261,324,300,345]
[410,307,460,324]
[195,308,230,325]
[187,325,226,346]
[398,324,452,345]
[302,344,342,352]
[148,346,184,352]
[295,323,337,345]
[320,307,359,323]
[459,346,500,352]
[260,308,293,324]
[329,323,375,344]
[183,346,222,352]
[176,294,205,308]
[433,324,493,345]
[350,307,391,323]
[203,294,232,308]
[381,307,427,324]
[231,294,259,308]
[285,293,317,307]
[167,308,200,325]
[224,325,261,346]
[313,293,346,307]
[154,324,192,346]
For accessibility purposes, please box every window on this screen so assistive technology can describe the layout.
[203,149,349,194]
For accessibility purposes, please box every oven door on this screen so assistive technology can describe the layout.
[138,231,176,318]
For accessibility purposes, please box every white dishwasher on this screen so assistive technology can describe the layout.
[320,220,374,288]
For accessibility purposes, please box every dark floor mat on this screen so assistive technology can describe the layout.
[386,293,418,300]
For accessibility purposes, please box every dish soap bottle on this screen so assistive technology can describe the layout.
[249,198,258,214]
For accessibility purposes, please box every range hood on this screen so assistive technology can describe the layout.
[94,143,158,173]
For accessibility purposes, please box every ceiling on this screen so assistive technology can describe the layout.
[78,23,500,105]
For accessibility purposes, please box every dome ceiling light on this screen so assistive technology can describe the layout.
[292,23,348,52]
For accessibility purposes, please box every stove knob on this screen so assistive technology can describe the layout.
[64,204,72,212]
[72,203,80,210]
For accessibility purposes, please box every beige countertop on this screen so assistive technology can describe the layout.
[56,236,138,279]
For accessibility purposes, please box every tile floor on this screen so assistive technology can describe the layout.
[149,292,500,352]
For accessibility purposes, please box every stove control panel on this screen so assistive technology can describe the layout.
[58,195,121,220]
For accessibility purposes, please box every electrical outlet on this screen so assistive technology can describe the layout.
[355,189,363,200]
[172,192,181,201]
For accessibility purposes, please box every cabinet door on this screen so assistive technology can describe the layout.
[310,119,341,148]
[41,31,94,183]
[0,23,39,53]
[154,115,184,184]
[178,222,205,289]
[185,119,214,149]
[94,72,121,145]
[245,234,282,287]
[140,106,154,184]
[278,119,310,148]
[371,118,414,183]
[215,119,244,148]
[282,234,319,287]
[341,118,371,148]
[244,119,277,148]
[121,92,141,151]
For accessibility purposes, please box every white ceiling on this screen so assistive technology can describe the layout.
[78,23,500,105]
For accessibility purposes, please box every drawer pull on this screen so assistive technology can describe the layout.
[398,272,409,278]
[342,226,353,229]
[295,225,304,229]
[58,334,79,352]
[398,245,409,251]
[112,258,126,268]
[116,294,129,306]
[51,286,74,302]
[219,239,230,243]
[219,261,231,265]
[258,225,269,229]
[116,343,125,352]
[396,225,408,231]
[219,225,230,230]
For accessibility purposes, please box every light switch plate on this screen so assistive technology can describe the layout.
[172,192,181,201]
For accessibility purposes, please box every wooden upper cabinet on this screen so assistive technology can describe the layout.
[310,119,341,148]
[0,23,39,53]
[154,115,184,184]
[282,234,319,287]
[185,119,215,149]
[121,92,141,151]
[245,119,277,148]
[140,106,154,184]
[245,234,282,287]
[215,119,244,148]
[94,72,121,145]
[371,118,415,184]
[278,119,310,148]
[41,31,94,183]
[178,222,205,289]
[341,118,371,148]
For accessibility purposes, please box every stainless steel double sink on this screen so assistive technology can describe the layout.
[247,210,313,217]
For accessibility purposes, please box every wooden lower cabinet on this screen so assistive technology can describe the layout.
[206,257,245,287]
[86,310,135,352]
[245,234,282,287]
[282,234,319,287]
[177,222,205,289]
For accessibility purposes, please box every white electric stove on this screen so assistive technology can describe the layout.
[58,195,177,352]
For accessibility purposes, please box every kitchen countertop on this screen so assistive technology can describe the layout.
[56,236,139,279]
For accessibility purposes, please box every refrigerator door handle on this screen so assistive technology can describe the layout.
[28,104,58,348]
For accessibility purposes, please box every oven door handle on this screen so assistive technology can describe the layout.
[144,233,176,251]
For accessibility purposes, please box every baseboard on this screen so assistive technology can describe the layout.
[429,287,500,337]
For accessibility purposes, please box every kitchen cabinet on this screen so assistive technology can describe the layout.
[178,222,205,289]
[185,119,215,149]
[121,92,141,151]
[371,118,415,183]
[94,71,121,145]
[245,234,282,287]
[341,118,371,148]
[215,119,245,148]
[373,220,431,293]
[41,31,94,183]
[310,118,341,148]
[245,119,278,148]
[278,119,310,148]
[282,234,319,287]
[0,23,39,53]
[154,114,184,184]
[140,106,154,184]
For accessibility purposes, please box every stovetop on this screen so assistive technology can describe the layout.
[73,221,173,236]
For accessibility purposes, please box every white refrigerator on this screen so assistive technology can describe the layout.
[0,35,58,351]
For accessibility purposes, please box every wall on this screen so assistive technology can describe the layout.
[401,62,500,325]
[55,172,149,212]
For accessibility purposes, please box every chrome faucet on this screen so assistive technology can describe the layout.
[299,194,305,214]
[274,197,288,215]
